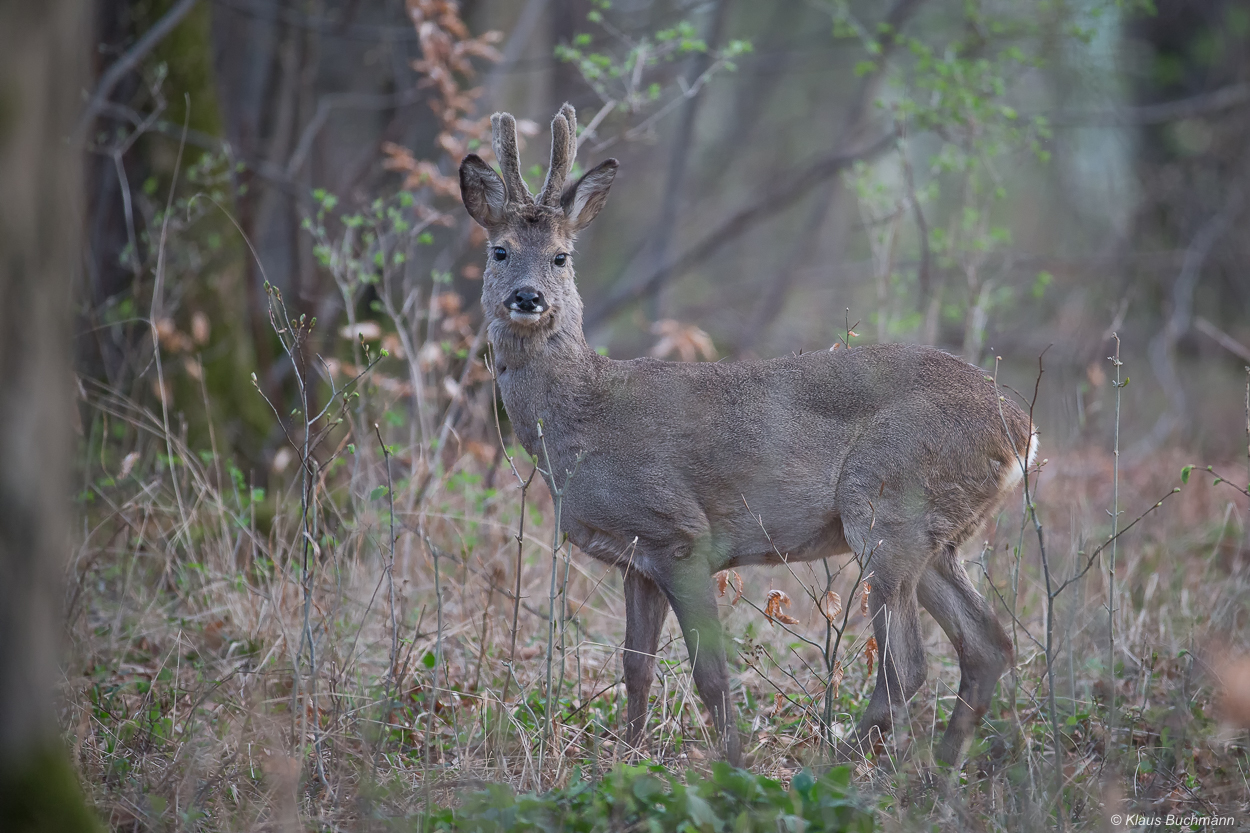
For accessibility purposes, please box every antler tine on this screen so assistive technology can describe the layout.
[560,102,577,153]
[561,101,577,187]
[538,104,578,207]
[491,112,533,206]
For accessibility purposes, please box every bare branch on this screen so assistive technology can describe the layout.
[584,130,898,327]
[1195,316,1250,364]
[1051,83,1250,127]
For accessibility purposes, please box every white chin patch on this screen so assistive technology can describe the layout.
[509,310,543,324]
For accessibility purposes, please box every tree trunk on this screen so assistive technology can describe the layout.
[0,2,99,830]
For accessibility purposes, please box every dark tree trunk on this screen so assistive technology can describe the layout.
[81,0,148,385]
[211,0,283,382]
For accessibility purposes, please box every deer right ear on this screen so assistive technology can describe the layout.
[459,154,508,229]
[561,158,617,231]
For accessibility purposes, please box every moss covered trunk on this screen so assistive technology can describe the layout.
[0,2,99,830]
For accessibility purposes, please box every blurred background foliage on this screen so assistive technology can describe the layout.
[78,0,1250,478]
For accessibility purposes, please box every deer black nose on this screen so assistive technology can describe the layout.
[509,287,546,314]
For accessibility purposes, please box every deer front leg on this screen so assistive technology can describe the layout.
[830,524,929,762]
[622,567,669,757]
[847,574,926,757]
[665,563,741,766]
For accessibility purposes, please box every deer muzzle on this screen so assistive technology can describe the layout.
[508,287,547,323]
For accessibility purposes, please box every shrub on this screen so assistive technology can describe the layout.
[427,762,876,832]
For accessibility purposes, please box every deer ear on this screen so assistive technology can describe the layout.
[560,158,617,231]
[459,154,508,229]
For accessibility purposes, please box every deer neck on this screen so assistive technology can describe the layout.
[489,306,599,456]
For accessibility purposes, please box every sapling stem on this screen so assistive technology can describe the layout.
[1107,334,1123,753]
[375,423,399,696]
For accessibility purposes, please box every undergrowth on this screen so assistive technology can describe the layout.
[64,340,1250,830]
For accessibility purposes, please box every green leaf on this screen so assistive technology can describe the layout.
[1032,270,1053,299]
[686,792,720,828]
[632,774,662,802]
[422,651,436,669]
[370,485,390,501]
[1181,465,1193,484]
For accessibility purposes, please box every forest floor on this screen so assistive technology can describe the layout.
[63,386,1250,830]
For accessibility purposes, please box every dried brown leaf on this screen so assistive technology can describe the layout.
[863,636,878,678]
[764,589,799,625]
[819,590,843,623]
[859,581,872,617]
[830,661,844,698]
[649,319,718,362]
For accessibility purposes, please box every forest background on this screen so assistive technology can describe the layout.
[19,0,1250,829]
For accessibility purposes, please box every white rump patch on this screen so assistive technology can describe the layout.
[1001,426,1040,492]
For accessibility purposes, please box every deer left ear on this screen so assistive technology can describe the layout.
[560,159,617,231]
[460,154,508,229]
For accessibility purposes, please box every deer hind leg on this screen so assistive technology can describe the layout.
[622,567,670,757]
[916,546,1013,766]
[663,561,741,766]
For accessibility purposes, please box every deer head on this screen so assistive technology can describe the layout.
[459,105,617,357]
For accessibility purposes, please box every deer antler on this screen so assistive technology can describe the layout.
[538,103,577,207]
[491,112,533,206]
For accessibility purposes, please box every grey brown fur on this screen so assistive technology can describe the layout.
[459,105,1037,768]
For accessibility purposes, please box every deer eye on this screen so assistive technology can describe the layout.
[492,247,507,261]
[553,253,568,267]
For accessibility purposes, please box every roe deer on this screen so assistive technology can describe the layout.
[459,104,1038,767]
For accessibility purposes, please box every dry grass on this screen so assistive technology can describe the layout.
[61,357,1250,831]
